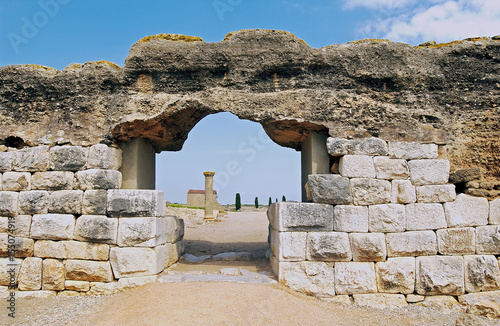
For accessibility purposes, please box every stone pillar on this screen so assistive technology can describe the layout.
[204,171,216,220]
[301,132,330,202]
[120,138,156,190]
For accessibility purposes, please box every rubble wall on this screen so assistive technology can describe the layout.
[269,137,500,314]
[0,144,183,297]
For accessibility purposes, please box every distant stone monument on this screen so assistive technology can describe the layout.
[203,171,216,220]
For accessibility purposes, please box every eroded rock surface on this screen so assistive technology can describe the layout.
[0,30,499,177]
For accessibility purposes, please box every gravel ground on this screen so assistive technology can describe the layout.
[3,282,500,326]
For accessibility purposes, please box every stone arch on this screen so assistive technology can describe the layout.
[111,103,330,201]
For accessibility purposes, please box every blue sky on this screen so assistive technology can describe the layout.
[1,0,498,204]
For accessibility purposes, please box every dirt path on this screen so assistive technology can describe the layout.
[1,210,498,325]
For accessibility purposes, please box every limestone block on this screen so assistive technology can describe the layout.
[391,180,416,204]
[468,302,500,319]
[459,291,500,318]
[117,217,167,247]
[19,191,49,214]
[73,215,118,244]
[117,275,157,289]
[82,190,107,215]
[18,257,42,291]
[333,205,368,232]
[350,233,386,262]
[405,203,446,231]
[34,240,110,261]
[352,294,408,309]
[406,294,425,303]
[31,171,74,190]
[476,226,500,254]
[164,242,181,269]
[327,137,388,156]
[0,152,12,172]
[335,262,377,295]
[65,280,90,292]
[0,234,34,257]
[76,169,122,190]
[15,290,56,298]
[107,190,166,217]
[464,255,500,293]
[0,192,18,217]
[48,190,83,214]
[386,231,437,257]
[110,246,166,278]
[42,259,65,290]
[31,214,75,240]
[416,185,456,203]
[58,291,81,297]
[87,144,122,170]
[165,215,184,243]
[437,228,475,255]
[2,172,30,191]
[277,261,335,298]
[339,155,376,178]
[373,157,409,180]
[368,204,405,232]
[444,194,489,228]
[323,295,352,305]
[0,258,22,286]
[49,146,88,171]
[268,202,333,232]
[416,296,465,313]
[376,257,415,294]
[12,146,50,172]
[307,174,352,205]
[408,159,450,186]
[0,215,31,237]
[64,259,113,282]
[388,142,438,160]
[350,178,391,206]
[415,256,464,295]
[490,198,500,225]
[87,281,121,295]
[270,229,306,261]
[306,232,352,261]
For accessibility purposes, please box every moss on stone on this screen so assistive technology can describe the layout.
[136,34,204,44]
[222,29,309,46]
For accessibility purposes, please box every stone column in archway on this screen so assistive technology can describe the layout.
[204,171,216,220]
[301,132,330,202]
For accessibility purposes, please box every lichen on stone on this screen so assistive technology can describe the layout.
[136,34,204,44]
[64,61,121,71]
[416,37,496,49]
[222,29,309,46]
[348,39,392,45]
[22,64,60,75]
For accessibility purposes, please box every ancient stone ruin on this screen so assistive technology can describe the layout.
[0,30,499,316]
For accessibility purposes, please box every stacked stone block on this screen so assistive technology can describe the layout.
[0,144,183,297]
[270,137,500,312]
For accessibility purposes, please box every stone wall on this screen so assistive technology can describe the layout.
[269,137,500,314]
[0,144,183,297]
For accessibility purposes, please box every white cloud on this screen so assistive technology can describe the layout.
[349,0,500,44]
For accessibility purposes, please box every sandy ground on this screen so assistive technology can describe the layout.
[2,211,499,325]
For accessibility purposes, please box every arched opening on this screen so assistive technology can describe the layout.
[156,112,301,273]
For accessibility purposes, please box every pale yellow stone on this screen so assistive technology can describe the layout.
[65,280,90,292]
[42,259,65,290]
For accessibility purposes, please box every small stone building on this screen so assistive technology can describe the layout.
[187,189,217,208]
